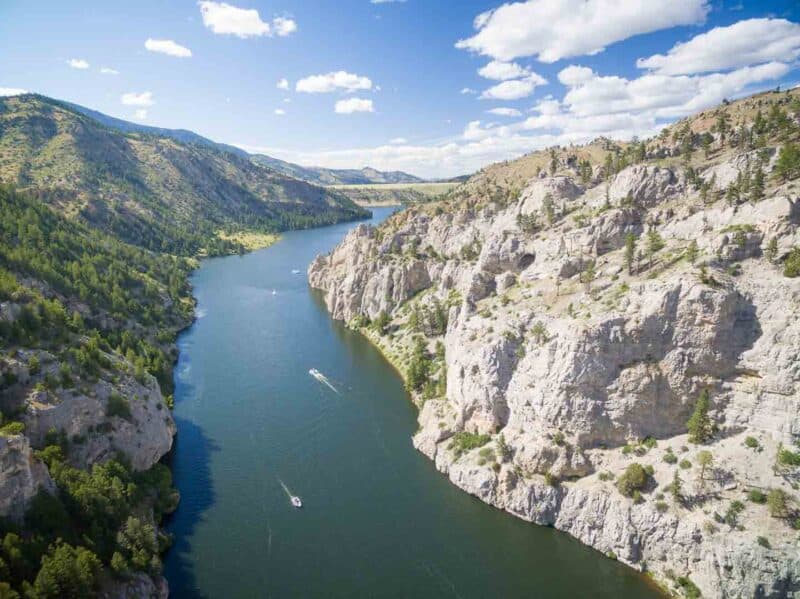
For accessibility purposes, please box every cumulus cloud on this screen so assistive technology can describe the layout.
[480,73,547,100]
[277,78,289,90]
[0,87,27,96]
[334,97,374,114]
[637,18,800,75]
[461,87,477,95]
[456,0,710,62]
[478,60,531,80]
[133,109,148,120]
[145,39,192,58]
[274,108,286,115]
[297,71,372,93]
[198,1,296,38]
[67,58,89,69]
[121,91,155,107]
[100,67,119,75]
[487,107,522,117]
[559,61,790,119]
[273,17,297,37]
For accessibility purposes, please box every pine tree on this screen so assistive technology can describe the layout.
[687,389,712,443]
[685,240,699,264]
[624,232,637,275]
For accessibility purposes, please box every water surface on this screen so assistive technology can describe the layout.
[165,206,661,598]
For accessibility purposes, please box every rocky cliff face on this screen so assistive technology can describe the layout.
[310,91,800,598]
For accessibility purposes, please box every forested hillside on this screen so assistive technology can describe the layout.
[0,94,368,255]
[0,183,194,597]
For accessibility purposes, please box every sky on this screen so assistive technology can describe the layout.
[1,0,799,179]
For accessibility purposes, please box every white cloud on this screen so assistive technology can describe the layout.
[274,108,286,115]
[335,97,374,114]
[0,87,27,96]
[273,17,297,36]
[100,67,119,75]
[637,18,800,75]
[559,61,790,119]
[456,0,710,62]
[133,109,148,120]
[67,58,89,69]
[487,107,522,117]
[478,60,530,81]
[557,65,594,86]
[145,38,192,58]
[461,87,477,95]
[121,91,155,107]
[296,71,372,93]
[277,78,289,90]
[480,73,547,100]
[390,137,408,144]
[198,1,296,38]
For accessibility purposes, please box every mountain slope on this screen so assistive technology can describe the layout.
[0,94,368,255]
[62,99,423,186]
[0,183,194,595]
[309,88,800,598]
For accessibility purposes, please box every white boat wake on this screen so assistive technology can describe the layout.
[309,368,340,394]
[278,477,302,508]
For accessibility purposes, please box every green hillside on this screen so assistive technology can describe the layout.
[0,183,194,594]
[0,94,368,256]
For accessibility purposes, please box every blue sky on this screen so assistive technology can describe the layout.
[1,0,799,178]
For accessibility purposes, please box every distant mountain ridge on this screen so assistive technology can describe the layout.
[63,100,423,186]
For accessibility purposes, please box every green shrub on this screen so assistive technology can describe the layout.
[679,459,692,470]
[744,436,760,450]
[450,432,491,457]
[784,247,800,278]
[0,422,25,436]
[676,575,702,599]
[756,536,771,549]
[106,393,132,421]
[748,489,767,504]
[617,463,649,497]
[766,489,789,518]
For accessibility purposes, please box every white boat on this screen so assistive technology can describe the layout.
[291,269,301,274]
[291,496,302,508]
[272,289,277,295]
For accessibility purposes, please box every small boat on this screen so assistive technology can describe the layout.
[272,289,277,295]
[291,496,303,508]
[292,269,301,274]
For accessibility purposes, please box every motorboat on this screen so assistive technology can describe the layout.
[291,496,302,508]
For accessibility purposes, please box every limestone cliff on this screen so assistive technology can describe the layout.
[310,89,800,598]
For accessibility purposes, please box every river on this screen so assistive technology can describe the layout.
[164,206,661,598]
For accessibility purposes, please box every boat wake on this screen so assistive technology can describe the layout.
[278,477,302,508]
[309,368,340,394]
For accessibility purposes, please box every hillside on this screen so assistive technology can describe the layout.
[0,183,193,596]
[250,154,423,186]
[328,182,457,206]
[62,99,423,186]
[0,94,368,255]
[309,87,800,598]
